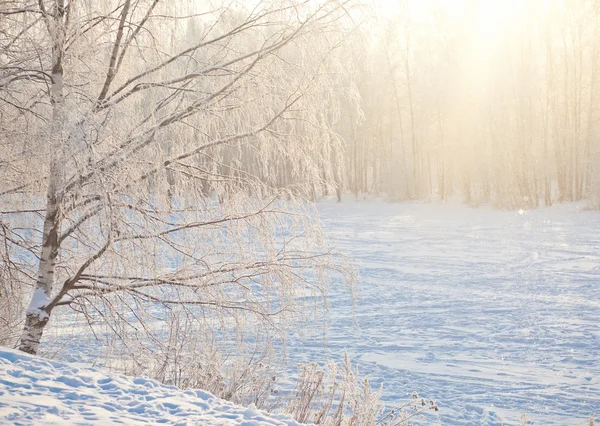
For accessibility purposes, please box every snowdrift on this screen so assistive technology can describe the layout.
[0,348,304,425]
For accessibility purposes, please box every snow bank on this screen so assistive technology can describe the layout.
[0,348,304,425]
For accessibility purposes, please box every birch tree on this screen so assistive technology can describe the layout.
[1,0,358,356]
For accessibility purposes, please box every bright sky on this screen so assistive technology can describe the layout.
[372,0,545,41]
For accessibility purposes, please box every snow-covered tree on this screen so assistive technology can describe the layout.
[0,0,358,355]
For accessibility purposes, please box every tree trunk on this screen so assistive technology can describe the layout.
[19,0,67,355]
[18,181,61,354]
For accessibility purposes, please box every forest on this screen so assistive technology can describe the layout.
[339,0,600,209]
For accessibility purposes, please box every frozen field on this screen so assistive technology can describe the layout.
[11,200,600,425]
[286,199,600,425]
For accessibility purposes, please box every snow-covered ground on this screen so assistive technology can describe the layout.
[3,200,599,425]
[284,199,599,425]
[0,347,303,425]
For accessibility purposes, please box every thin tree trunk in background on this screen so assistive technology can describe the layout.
[463,175,471,205]
[364,133,368,193]
[551,34,566,202]
[573,28,583,200]
[543,63,552,206]
[332,140,342,202]
[435,100,445,201]
[563,34,573,201]
[384,41,409,199]
[426,153,432,198]
[352,120,358,196]
[528,92,539,207]
[583,11,598,198]
[405,48,418,198]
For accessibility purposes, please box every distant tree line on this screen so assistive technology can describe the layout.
[311,0,600,208]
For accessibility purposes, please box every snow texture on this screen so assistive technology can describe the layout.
[10,199,600,425]
[26,288,50,320]
[0,348,305,426]
[286,199,599,425]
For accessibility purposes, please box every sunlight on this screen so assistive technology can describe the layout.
[374,0,531,44]
[470,0,514,40]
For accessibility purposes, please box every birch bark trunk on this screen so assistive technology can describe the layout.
[19,0,67,355]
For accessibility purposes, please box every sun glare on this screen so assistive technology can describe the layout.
[375,0,541,45]
[471,0,514,40]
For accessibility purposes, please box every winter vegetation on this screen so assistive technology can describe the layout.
[1,0,599,425]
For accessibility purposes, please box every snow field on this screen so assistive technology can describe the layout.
[3,199,599,425]
[296,200,600,425]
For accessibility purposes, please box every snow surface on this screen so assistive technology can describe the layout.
[0,348,304,426]
[283,199,599,425]
[26,288,50,320]
[6,199,600,425]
